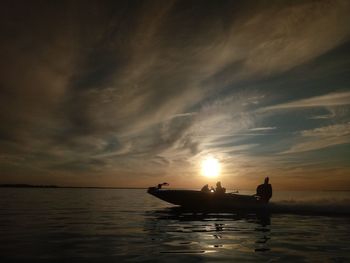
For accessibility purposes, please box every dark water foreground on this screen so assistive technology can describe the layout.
[0,188,349,262]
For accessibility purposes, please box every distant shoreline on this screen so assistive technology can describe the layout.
[0,184,146,189]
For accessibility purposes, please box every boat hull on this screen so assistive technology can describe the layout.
[147,188,267,211]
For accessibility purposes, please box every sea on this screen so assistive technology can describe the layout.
[0,188,349,262]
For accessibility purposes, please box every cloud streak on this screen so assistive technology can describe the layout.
[261,91,350,111]
[282,123,350,154]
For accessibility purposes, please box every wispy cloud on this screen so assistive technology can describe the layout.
[261,91,350,111]
[308,113,335,120]
[282,123,350,154]
[167,112,197,120]
[249,127,276,131]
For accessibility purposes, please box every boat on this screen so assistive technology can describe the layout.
[147,185,269,211]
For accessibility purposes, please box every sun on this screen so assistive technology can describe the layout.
[201,157,221,178]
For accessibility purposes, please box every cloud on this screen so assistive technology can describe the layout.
[249,127,276,131]
[261,91,350,111]
[282,123,350,154]
[1,1,350,187]
[308,113,335,120]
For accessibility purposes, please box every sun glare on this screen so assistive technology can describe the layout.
[201,157,221,178]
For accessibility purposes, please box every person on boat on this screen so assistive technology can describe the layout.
[201,184,210,193]
[215,181,226,194]
[256,177,272,203]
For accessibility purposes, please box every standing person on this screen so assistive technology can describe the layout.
[256,177,272,203]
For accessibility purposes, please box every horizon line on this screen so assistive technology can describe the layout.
[0,183,349,191]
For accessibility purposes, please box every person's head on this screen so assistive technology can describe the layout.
[216,181,221,186]
[264,177,269,184]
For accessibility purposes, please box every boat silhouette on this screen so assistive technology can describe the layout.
[147,186,269,211]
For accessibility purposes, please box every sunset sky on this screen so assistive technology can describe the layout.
[1,0,350,190]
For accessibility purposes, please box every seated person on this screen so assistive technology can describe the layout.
[215,181,226,194]
[201,184,210,193]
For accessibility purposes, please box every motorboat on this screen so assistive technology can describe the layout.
[147,185,269,211]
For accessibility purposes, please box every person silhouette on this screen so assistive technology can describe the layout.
[201,184,210,193]
[215,181,226,194]
[256,177,272,203]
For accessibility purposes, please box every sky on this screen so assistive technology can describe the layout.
[1,0,350,190]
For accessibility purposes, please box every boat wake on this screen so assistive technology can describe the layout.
[270,199,350,216]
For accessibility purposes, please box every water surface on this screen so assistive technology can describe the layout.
[1,188,349,262]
